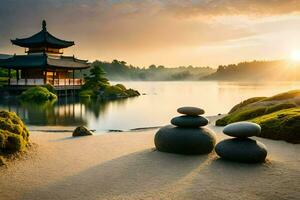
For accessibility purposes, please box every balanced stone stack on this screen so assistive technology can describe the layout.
[154,107,216,155]
[215,122,268,163]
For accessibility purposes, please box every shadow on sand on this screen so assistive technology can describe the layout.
[23,149,211,200]
[176,157,299,200]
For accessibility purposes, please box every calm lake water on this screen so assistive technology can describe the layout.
[1,81,300,132]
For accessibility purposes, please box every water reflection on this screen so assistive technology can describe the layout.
[0,97,129,127]
[1,81,300,131]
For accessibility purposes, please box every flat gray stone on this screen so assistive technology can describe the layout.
[177,107,205,116]
[223,122,261,138]
[154,125,216,155]
[215,138,267,163]
[171,116,208,127]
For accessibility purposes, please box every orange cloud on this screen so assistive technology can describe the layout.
[1,0,300,67]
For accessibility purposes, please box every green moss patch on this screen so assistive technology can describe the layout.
[229,97,267,114]
[20,86,57,103]
[125,88,140,97]
[103,85,127,98]
[0,110,29,153]
[216,90,300,143]
[115,84,127,91]
[217,102,297,126]
[101,85,140,100]
[263,90,300,101]
[251,108,300,143]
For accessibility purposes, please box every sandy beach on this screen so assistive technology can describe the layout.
[0,117,299,200]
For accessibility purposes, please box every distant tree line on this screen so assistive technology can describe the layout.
[3,56,300,81]
[80,60,214,81]
[204,60,300,81]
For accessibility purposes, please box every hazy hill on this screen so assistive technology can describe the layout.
[82,60,215,81]
[204,60,300,81]
[0,54,12,59]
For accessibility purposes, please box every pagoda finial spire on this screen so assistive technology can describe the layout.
[42,20,47,31]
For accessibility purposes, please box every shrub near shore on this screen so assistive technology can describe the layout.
[20,86,57,103]
[216,90,300,143]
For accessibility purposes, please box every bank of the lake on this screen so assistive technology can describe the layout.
[0,116,299,200]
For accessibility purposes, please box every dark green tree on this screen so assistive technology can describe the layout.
[148,64,157,70]
[82,64,109,91]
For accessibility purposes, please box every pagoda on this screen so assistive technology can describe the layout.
[0,20,90,92]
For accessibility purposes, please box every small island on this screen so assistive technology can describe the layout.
[79,63,140,99]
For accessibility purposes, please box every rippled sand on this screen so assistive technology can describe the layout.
[0,116,299,200]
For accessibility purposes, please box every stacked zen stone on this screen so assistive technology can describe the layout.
[215,122,268,163]
[154,107,216,155]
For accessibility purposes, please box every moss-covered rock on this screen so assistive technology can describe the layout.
[6,133,27,152]
[103,85,127,98]
[20,86,57,103]
[0,110,29,153]
[216,90,300,143]
[251,108,300,143]
[73,126,93,137]
[216,102,297,126]
[115,84,127,91]
[229,97,267,114]
[227,90,300,115]
[263,90,300,101]
[125,88,140,97]
[101,85,140,100]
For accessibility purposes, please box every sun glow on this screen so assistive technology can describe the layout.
[290,50,300,62]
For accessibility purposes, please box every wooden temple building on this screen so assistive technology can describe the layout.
[0,20,90,95]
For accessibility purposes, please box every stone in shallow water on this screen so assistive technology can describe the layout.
[177,107,205,116]
[171,115,209,127]
[154,125,216,155]
[215,138,267,163]
[223,122,261,138]
[73,126,93,137]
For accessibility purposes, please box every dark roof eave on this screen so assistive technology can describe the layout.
[10,20,75,49]
[0,64,90,70]
[11,39,75,49]
[11,30,75,49]
[0,55,90,70]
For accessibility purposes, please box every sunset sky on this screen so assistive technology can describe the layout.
[1,0,300,68]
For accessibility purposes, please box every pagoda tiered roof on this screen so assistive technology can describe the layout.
[11,20,74,49]
[0,54,90,70]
